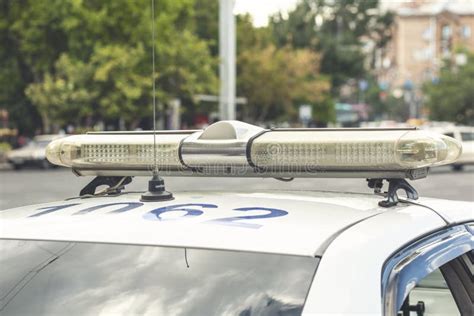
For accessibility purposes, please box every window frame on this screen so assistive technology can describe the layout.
[381,223,473,316]
[460,131,474,142]
[439,251,474,315]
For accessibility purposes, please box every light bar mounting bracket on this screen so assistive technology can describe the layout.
[367,178,419,208]
[79,176,133,197]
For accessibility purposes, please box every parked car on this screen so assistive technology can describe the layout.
[6,134,65,169]
[424,125,474,170]
[443,126,474,170]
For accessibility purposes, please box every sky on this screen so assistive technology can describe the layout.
[233,0,474,27]
[234,0,299,27]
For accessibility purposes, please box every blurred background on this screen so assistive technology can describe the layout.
[0,0,473,208]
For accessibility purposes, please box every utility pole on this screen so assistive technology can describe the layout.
[219,0,236,120]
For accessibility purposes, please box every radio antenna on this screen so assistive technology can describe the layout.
[141,0,173,202]
[151,0,158,176]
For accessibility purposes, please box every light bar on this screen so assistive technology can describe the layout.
[46,132,193,171]
[46,121,462,179]
[250,129,461,170]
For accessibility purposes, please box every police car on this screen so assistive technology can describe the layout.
[0,121,472,315]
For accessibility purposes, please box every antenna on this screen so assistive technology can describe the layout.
[141,0,173,202]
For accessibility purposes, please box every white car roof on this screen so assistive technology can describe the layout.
[304,203,452,315]
[416,197,474,224]
[1,190,464,257]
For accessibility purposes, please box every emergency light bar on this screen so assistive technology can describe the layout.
[46,121,462,179]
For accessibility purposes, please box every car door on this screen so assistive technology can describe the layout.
[382,223,473,316]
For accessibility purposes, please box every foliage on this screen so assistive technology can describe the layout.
[1,0,217,132]
[238,45,333,122]
[25,55,96,130]
[270,0,394,92]
[0,142,12,152]
[193,0,219,55]
[423,52,474,125]
[0,0,68,134]
[1,0,395,132]
[236,14,273,53]
[235,13,333,123]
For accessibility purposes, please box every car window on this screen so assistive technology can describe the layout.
[400,269,458,316]
[34,140,52,147]
[397,250,474,316]
[0,240,319,316]
[383,225,472,316]
[460,132,474,142]
[444,132,455,138]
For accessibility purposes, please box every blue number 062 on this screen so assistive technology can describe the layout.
[143,204,288,229]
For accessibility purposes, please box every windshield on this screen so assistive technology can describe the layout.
[34,140,52,147]
[461,132,474,142]
[23,140,51,148]
[0,240,319,316]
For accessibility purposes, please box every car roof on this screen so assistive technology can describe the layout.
[1,190,460,257]
[415,197,473,224]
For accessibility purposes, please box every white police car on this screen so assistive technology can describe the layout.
[0,121,472,315]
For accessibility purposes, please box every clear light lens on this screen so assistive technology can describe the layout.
[46,122,463,177]
[395,132,457,168]
[250,130,462,170]
[46,134,189,170]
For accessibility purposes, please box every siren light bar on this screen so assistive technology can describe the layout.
[46,121,462,179]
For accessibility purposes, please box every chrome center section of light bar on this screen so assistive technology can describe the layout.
[180,121,264,167]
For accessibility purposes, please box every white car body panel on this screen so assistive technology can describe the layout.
[456,127,474,164]
[458,143,474,164]
[1,189,472,315]
[302,205,447,315]
[0,191,390,257]
[416,197,474,224]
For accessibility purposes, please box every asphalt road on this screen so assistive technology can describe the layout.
[1,166,473,210]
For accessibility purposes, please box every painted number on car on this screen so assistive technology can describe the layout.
[29,202,288,229]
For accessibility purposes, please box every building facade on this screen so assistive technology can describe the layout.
[378,0,474,90]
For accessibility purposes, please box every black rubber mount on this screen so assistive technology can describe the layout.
[400,295,425,316]
[80,176,132,196]
[367,178,419,208]
[140,174,174,202]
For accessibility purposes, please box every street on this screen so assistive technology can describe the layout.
[1,166,473,210]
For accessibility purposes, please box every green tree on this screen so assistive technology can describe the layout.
[193,0,219,56]
[236,14,273,53]
[424,52,474,125]
[0,0,72,134]
[238,45,333,123]
[1,0,217,132]
[270,0,393,92]
[25,54,96,131]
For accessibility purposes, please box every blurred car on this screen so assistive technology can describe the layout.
[7,134,64,170]
[440,126,474,170]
